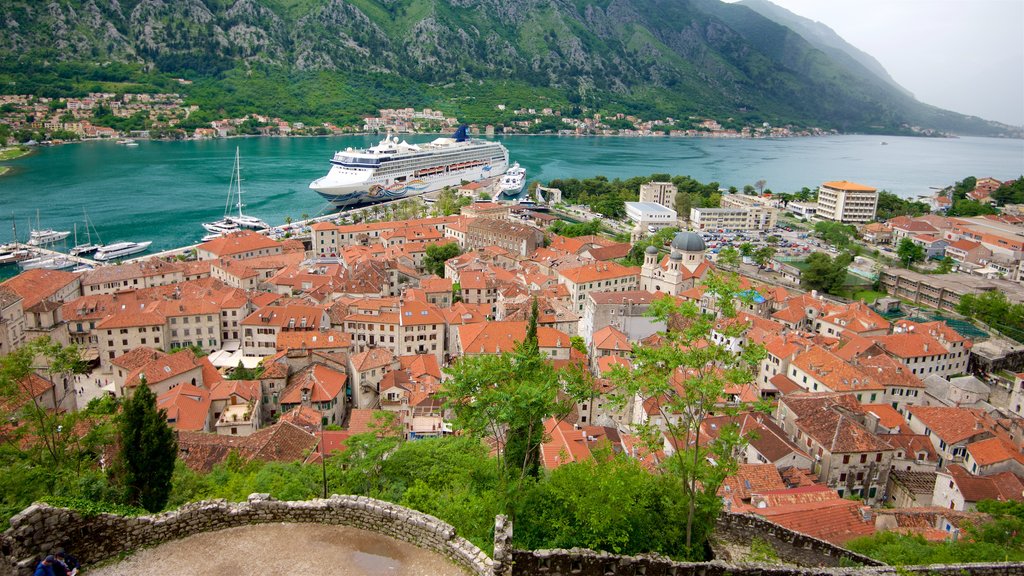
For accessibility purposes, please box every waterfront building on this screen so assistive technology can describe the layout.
[638,181,678,212]
[197,230,283,261]
[625,202,677,234]
[815,181,878,224]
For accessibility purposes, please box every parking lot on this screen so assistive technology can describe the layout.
[697,225,826,260]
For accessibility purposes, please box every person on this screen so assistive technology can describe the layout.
[53,548,79,576]
[33,555,55,576]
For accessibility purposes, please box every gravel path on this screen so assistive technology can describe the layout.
[86,523,469,576]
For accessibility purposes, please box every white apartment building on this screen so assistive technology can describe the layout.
[815,181,878,224]
[690,203,777,231]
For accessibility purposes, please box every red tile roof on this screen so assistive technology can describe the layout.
[0,268,78,309]
[157,384,210,431]
[907,405,991,444]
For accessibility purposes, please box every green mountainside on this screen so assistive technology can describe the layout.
[0,0,1015,135]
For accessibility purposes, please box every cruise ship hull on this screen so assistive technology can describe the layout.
[311,164,504,209]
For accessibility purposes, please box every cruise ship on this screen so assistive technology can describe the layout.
[309,125,509,208]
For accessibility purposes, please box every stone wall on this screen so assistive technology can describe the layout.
[0,494,491,576]
[713,512,882,567]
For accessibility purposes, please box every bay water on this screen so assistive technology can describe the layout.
[0,134,1021,252]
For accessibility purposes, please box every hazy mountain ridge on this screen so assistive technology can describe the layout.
[0,0,1016,136]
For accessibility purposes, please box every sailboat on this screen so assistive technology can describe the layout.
[70,209,103,256]
[202,148,269,236]
[28,209,70,246]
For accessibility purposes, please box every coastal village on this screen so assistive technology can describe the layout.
[4,173,1024,551]
[0,91,830,146]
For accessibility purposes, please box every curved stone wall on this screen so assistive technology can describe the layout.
[0,494,491,576]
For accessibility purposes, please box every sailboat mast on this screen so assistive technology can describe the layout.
[11,215,16,244]
[235,147,244,217]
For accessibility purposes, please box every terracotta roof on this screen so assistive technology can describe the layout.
[540,418,619,469]
[948,464,1024,503]
[458,321,571,354]
[907,405,990,444]
[278,405,324,433]
[874,332,948,358]
[0,373,54,412]
[157,384,211,431]
[597,355,631,376]
[863,403,909,431]
[823,180,876,192]
[967,437,1024,467]
[281,364,346,405]
[209,379,260,403]
[592,325,630,352]
[890,470,938,494]
[346,408,402,437]
[753,497,875,545]
[125,349,203,388]
[276,329,351,351]
[948,239,982,251]
[719,464,786,502]
[197,230,281,257]
[111,347,166,371]
[349,348,395,372]
[557,261,639,284]
[782,393,892,453]
[241,304,324,329]
[820,302,890,334]
[792,346,884,392]
[1,269,79,309]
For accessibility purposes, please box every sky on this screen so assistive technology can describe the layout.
[730,0,1024,126]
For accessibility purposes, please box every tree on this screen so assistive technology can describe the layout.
[935,256,955,274]
[609,277,764,556]
[754,179,766,195]
[570,335,587,355]
[813,221,856,248]
[753,246,776,267]
[717,247,740,268]
[896,238,925,268]
[738,242,755,257]
[742,184,755,195]
[423,242,461,277]
[801,252,851,294]
[441,303,591,507]
[114,383,178,512]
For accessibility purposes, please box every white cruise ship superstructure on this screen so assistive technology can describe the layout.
[309,125,509,208]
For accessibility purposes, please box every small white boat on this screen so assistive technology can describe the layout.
[202,232,226,242]
[225,214,269,230]
[117,138,138,146]
[94,241,152,261]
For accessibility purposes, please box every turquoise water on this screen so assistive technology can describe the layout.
[0,134,1021,252]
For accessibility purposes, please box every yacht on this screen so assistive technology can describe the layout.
[203,148,269,235]
[19,255,76,271]
[499,162,526,196]
[28,228,70,247]
[0,247,31,265]
[117,138,138,147]
[27,210,70,246]
[93,241,152,261]
[309,125,510,208]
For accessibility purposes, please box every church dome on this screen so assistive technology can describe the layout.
[669,252,682,261]
[671,231,705,252]
[645,245,659,255]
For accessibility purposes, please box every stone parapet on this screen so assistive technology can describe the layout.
[0,494,491,576]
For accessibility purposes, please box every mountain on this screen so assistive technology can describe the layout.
[738,0,911,98]
[0,0,1015,136]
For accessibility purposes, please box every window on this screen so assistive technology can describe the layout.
[843,455,850,464]
[860,454,867,464]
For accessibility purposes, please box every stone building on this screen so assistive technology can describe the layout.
[464,219,542,257]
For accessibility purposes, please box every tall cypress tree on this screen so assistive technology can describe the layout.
[116,382,177,512]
